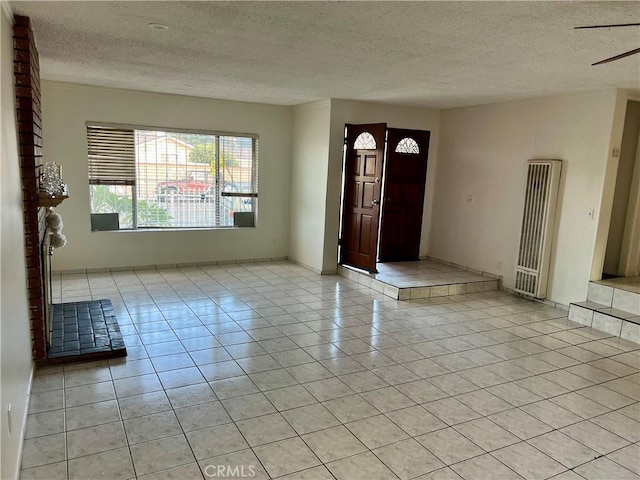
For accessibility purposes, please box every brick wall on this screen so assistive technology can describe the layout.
[13,15,47,362]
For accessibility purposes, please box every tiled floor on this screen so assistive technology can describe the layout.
[23,261,640,479]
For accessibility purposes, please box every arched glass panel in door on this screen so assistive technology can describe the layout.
[395,137,420,154]
[353,132,377,150]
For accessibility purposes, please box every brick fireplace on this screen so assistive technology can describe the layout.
[13,14,47,363]
[13,15,126,365]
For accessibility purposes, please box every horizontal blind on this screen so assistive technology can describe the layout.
[218,135,258,195]
[87,125,136,185]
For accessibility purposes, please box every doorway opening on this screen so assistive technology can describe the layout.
[338,124,430,273]
[602,100,640,281]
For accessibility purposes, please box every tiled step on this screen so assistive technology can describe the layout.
[338,264,500,301]
[568,300,640,343]
[587,281,640,314]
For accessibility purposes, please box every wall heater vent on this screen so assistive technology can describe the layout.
[514,159,562,299]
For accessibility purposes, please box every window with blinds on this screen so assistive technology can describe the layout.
[87,123,258,230]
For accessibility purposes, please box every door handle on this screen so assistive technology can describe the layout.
[372,200,379,206]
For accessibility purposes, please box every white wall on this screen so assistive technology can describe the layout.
[1,3,35,478]
[325,99,440,272]
[41,82,292,271]
[289,100,331,272]
[432,91,617,306]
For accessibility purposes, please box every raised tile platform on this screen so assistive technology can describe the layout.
[339,259,500,300]
[48,299,127,364]
[595,275,640,295]
[568,280,640,343]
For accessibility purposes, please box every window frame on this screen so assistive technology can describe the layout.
[87,121,259,231]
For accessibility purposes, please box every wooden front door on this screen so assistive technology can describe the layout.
[339,123,386,273]
[378,128,430,262]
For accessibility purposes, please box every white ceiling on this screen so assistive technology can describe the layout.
[10,1,640,108]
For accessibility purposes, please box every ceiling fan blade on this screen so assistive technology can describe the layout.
[575,22,640,29]
[592,47,640,65]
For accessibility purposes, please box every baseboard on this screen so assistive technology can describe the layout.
[421,255,502,282]
[286,257,324,275]
[12,362,35,480]
[53,256,289,275]
[501,285,569,310]
[321,269,338,275]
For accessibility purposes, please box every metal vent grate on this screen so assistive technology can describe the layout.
[515,270,537,296]
[514,160,562,298]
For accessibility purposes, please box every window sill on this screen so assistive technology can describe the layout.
[91,226,256,233]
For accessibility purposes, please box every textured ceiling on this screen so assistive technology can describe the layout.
[10,1,640,108]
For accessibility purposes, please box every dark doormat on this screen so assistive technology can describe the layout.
[47,299,127,364]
